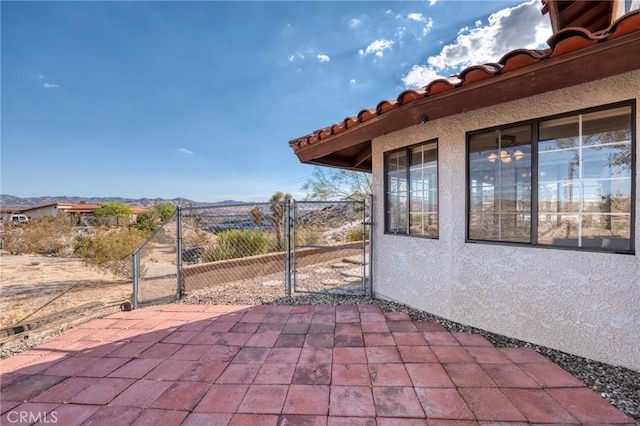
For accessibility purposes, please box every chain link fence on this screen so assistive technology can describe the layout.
[131,198,373,307]
[132,212,180,308]
[291,200,370,296]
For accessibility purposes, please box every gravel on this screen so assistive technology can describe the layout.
[179,276,640,424]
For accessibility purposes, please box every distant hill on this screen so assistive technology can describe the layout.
[0,194,244,209]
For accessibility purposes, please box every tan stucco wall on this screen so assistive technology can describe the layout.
[372,70,640,371]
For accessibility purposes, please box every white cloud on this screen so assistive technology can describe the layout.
[317,54,331,62]
[350,79,357,85]
[41,83,60,89]
[349,18,361,28]
[396,13,434,42]
[429,0,437,6]
[177,148,193,154]
[407,13,425,22]
[402,65,445,88]
[359,39,394,57]
[288,52,306,62]
[403,0,551,88]
[423,17,434,37]
[34,74,45,79]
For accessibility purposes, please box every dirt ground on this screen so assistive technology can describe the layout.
[0,252,131,329]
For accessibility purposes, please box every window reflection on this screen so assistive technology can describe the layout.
[385,140,438,237]
[468,125,532,242]
[537,106,632,251]
[467,104,633,253]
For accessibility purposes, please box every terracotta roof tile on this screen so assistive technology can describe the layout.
[376,100,398,115]
[331,123,346,135]
[289,10,640,153]
[547,27,600,57]
[608,11,640,39]
[425,77,459,96]
[357,108,377,122]
[459,63,503,85]
[396,88,427,105]
[498,48,550,73]
[318,128,331,140]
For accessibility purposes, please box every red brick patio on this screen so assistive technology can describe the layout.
[0,304,634,425]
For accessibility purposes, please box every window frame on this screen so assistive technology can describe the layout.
[465,100,636,254]
[384,139,439,239]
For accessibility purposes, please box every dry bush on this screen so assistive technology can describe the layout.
[1,216,72,255]
[74,227,148,279]
[346,226,369,242]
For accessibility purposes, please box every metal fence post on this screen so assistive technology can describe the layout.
[361,199,367,295]
[368,194,374,300]
[132,250,140,309]
[285,199,291,298]
[176,206,183,300]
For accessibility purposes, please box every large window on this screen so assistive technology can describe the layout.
[467,103,634,253]
[385,140,438,237]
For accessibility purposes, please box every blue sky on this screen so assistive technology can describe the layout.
[1,0,551,202]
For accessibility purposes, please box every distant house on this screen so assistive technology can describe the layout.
[20,203,74,219]
[20,202,102,225]
[289,2,639,370]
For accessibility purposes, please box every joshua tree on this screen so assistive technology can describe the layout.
[250,191,291,251]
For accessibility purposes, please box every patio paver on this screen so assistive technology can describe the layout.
[0,304,634,425]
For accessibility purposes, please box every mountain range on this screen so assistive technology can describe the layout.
[0,194,242,209]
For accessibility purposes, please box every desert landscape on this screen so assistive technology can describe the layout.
[0,252,131,332]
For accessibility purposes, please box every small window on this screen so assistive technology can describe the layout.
[385,140,438,237]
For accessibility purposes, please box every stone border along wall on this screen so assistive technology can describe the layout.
[182,242,364,293]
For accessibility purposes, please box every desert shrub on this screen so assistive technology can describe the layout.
[1,216,72,255]
[263,231,282,253]
[74,227,148,279]
[201,230,267,262]
[135,211,159,232]
[346,226,369,242]
[296,226,324,246]
[153,203,176,221]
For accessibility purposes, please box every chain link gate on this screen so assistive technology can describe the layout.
[179,202,289,295]
[288,198,372,297]
[131,197,373,308]
[132,210,181,308]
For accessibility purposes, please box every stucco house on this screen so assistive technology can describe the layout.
[20,203,75,219]
[289,2,640,370]
[19,202,102,224]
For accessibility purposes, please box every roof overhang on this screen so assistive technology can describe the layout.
[289,20,640,173]
[542,0,613,33]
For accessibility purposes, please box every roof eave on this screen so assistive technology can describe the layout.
[292,31,640,172]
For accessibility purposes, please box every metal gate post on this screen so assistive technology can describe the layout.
[292,199,298,293]
[176,207,183,300]
[285,199,291,297]
[361,199,367,295]
[132,250,140,309]
[368,194,374,300]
